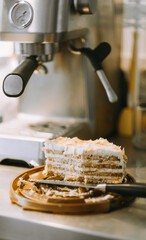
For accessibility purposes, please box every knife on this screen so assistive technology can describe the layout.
[28,179,146,198]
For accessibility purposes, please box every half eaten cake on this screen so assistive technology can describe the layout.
[43,137,127,184]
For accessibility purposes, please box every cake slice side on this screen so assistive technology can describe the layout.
[43,137,127,184]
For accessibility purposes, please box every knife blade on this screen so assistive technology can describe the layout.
[28,179,146,198]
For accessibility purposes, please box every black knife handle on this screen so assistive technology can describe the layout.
[106,183,146,198]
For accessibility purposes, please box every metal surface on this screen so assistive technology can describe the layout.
[0,0,87,43]
[28,179,106,189]
[96,70,118,103]
[0,0,61,42]
[14,42,59,61]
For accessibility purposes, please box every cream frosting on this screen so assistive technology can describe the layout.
[45,137,125,162]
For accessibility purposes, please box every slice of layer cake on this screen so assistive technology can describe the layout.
[43,137,127,184]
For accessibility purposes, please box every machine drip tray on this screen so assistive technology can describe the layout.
[0,116,90,165]
[29,121,73,137]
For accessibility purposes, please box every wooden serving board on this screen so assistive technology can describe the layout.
[10,166,135,214]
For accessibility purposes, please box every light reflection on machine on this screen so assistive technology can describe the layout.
[0,0,123,165]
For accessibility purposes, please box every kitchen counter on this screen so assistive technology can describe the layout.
[0,137,146,240]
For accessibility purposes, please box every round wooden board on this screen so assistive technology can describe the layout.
[10,166,135,214]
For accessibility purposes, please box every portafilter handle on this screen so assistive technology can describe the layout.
[69,42,118,103]
[3,57,38,97]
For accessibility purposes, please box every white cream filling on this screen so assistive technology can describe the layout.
[44,137,124,163]
[44,157,121,166]
[85,194,113,203]
[46,165,123,173]
[44,146,123,162]
[46,189,93,197]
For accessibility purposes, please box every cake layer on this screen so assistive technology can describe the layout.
[45,162,123,170]
[44,152,122,162]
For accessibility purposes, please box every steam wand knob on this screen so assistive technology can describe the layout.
[69,42,118,103]
[3,56,38,97]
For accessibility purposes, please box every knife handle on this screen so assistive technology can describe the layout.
[106,183,146,198]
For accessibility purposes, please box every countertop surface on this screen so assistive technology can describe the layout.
[0,137,146,240]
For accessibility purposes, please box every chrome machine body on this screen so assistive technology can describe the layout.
[0,0,123,165]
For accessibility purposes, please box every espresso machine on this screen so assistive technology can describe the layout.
[0,0,122,165]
